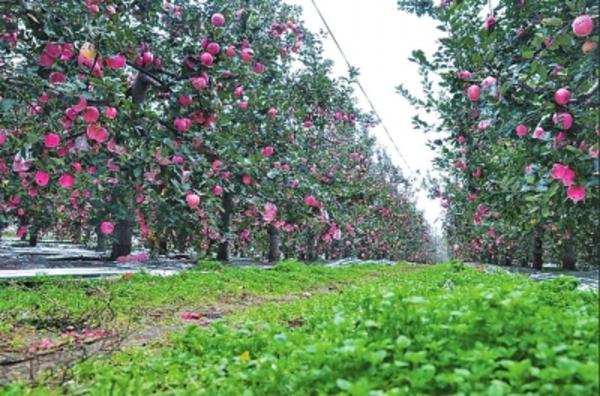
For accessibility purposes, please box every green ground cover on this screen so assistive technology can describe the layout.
[0,261,401,346]
[2,262,598,395]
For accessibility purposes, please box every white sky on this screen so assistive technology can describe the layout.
[286,0,444,232]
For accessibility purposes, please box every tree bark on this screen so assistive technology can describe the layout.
[305,230,317,262]
[483,251,491,264]
[83,226,91,245]
[173,231,187,253]
[344,244,352,258]
[206,239,214,258]
[267,224,280,263]
[158,238,168,255]
[28,224,38,247]
[217,192,233,262]
[491,252,499,265]
[110,219,133,260]
[532,228,543,270]
[562,236,577,271]
[96,224,106,251]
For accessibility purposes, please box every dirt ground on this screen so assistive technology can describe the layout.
[0,280,341,385]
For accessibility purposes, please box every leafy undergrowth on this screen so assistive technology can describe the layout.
[4,264,598,395]
[0,260,398,348]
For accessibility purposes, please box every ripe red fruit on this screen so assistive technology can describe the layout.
[179,95,193,106]
[207,42,220,55]
[106,54,126,69]
[552,112,573,130]
[73,97,87,113]
[267,108,278,119]
[554,88,571,106]
[186,193,200,208]
[105,107,118,119]
[467,85,480,101]
[515,124,529,138]
[211,13,225,27]
[483,16,496,31]
[240,48,253,63]
[174,117,192,132]
[83,106,100,123]
[200,52,214,66]
[44,133,61,148]
[572,15,594,37]
[49,72,66,84]
[34,170,50,187]
[191,75,208,90]
[58,174,75,189]
[533,127,545,139]
[142,51,154,64]
[457,70,471,80]
[253,62,265,73]
[100,221,114,235]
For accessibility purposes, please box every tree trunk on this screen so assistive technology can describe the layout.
[331,239,342,260]
[491,252,498,265]
[519,258,528,267]
[305,230,317,262]
[110,219,133,260]
[532,228,543,270]
[344,244,351,258]
[177,236,187,253]
[206,239,214,258]
[158,238,168,255]
[173,231,187,253]
[217,192,233,262]
[483,251,491,264]
[28,224,38,247]
[83,226,91,245]
[96,224,106,251]
[267,224,280,263]
[562,237,577,271]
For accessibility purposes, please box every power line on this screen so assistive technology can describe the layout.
[310,0,415,176]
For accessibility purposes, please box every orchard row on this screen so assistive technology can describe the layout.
[398,0,598,268]
[0,0,433,262]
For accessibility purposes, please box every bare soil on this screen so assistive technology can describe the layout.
[0,282,345,385]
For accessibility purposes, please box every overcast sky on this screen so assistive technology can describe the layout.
[286,0,444,231]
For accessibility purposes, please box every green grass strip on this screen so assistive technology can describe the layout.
[3,263,597,395]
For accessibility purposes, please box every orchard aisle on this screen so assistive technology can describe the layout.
[287,0,444,230]
[2,263,597,394]
[469,262,599,291]
[0,262,414,384]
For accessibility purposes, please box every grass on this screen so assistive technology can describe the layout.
[0,260,403,347]
[2,262,597,395]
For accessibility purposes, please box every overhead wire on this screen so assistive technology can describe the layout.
[310,0,415,176]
